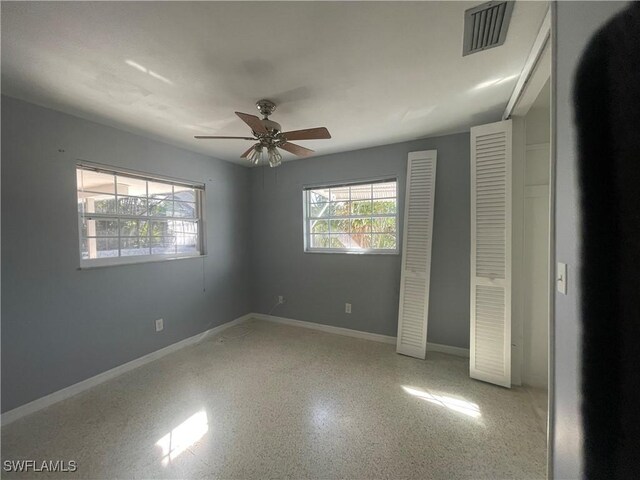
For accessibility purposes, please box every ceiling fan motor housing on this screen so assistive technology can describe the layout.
[261,118,282,134]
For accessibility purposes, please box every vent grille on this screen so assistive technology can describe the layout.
[463,1,514,56]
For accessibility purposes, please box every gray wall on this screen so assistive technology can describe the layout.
[250,133,470,348]
[1,95,251,412]
[552,2,627,478]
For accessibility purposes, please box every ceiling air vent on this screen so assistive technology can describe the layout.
[463,1,514,56]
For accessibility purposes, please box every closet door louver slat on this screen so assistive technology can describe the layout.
[396,150,437,359]
[470,121,512,387]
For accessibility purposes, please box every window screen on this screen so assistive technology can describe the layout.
[77,164,204,267]
[304,179,398,253]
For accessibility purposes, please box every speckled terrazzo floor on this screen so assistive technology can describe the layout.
[1,319,547,479]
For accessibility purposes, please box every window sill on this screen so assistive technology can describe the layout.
[304,249,399,256]
[78,254,206,270]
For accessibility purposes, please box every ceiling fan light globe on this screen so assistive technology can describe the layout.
[268,147,282,167]
[247,145,264,165]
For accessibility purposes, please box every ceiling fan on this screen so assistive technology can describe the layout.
[195,99,331,167]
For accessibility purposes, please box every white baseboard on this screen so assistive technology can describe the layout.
[2,312,468,426]
[251,313,469,358]
[252,313,396,344]
[1,314,252,426]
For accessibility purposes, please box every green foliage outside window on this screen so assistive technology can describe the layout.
[308,199,397,250]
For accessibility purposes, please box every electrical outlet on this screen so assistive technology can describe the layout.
[155,318,164,332]
[345,303,352,314]
[278,295,284,304]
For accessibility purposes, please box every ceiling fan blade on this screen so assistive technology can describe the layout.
[279,142,314,157]
[281,127,331,141]
[240,145,255,158]
[194,135,255,140]
[235,112,268,135]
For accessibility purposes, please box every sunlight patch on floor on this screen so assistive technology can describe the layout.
[156,410,208,466]
[402,385,482,420]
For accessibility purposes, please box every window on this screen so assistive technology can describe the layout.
[76,164,204,267]
[304,178,398,254]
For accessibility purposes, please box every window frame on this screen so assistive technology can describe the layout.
[303,176,400,255]
[76,162,206,269]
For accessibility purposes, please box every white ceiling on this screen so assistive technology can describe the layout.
[1,1,548,165]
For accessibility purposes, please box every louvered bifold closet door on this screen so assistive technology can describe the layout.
[396,150,437,359]
[470,120,512,387]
